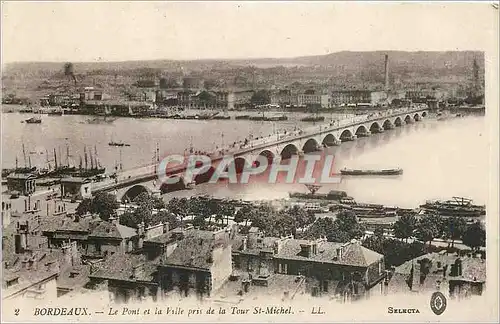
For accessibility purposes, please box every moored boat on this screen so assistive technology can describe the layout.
[25,117,42,124]
[340,168,403,176]
[420,196,485,217]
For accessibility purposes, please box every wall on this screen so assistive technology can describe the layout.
[8,190,61,218]
[210,244,233,293]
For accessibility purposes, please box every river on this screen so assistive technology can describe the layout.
[1,109,487,209]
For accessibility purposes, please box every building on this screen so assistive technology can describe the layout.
[6,173,37,196]
[158,228,233,298]
[60,177,92,201]
[387,252,486,299]
[233,90,255,110]
[4,187,64,219]
[85,219,139,259]
[82,100,154,116]
[88,252,161,304]
[183,77,204,90]
[2,253,60,301]
[297,93,330,109]
[233,229,385,301]
[330,90,372,107]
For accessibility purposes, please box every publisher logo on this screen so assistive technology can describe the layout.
[430,292,447,315]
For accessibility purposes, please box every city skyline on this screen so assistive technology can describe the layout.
[1,2,495,64]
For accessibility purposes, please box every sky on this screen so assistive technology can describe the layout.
[1,1,498,63]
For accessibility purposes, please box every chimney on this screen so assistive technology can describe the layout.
[16,221,29,251]
[242,237,248,251]
[300,243,312,258]
[137,222,145,249]
[163,222,170,235]
[384,54,390,91]
[70,241,80,266]
[62,242,72,266]
[131,263,145,280]
[336,247,343,260]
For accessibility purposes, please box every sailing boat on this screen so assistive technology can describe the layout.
[73,145,106,177]
[2,144,38,177]
[109,134,130,147]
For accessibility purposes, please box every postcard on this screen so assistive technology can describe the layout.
[1,1,498,323]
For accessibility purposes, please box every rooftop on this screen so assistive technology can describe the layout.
[89,221,137,239]
[275,239,383,268]
[89,253,159,283]
[162,230,228,270]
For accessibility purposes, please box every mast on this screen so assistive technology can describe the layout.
[94,145,100,168]
[84,146,88,170]
[22,143,27,168]
[66,145,70,167]
[119,148,123,171]
[90,149,94,169]
[79,155,83,169]
[28,155,32,169]
[54,148,58,170]
[156,143,160,163]
[15,156,18,169]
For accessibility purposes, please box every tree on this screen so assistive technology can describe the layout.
[119,211,138,229]
[219,204,236,225]
[415,214,443,246]
[393,214,417,242]
[250,90,270,106]
[334,211,365,240]
[75,198,93,216]
[167,197,189,220]
[462,221,486,252]
[374,227,385,238]
[76,192,119,221]
[153,210,180,230]
[443,217,468,248]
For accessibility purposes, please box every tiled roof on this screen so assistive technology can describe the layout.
[241,236,279,255]
[391,252,486,292]
[275,239,383,267]
[162,230,225,270]
[57,264,91,290]
[89,253,158,283]
[145,232,173,244]
[89,221,137,239]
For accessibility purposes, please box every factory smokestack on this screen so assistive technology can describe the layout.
[384,54,390,91]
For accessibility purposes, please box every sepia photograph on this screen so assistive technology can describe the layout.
[1,1,499,323]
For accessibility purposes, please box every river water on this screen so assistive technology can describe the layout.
[1,109,487,209]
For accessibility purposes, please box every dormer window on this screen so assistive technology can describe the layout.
[6,277,19,287]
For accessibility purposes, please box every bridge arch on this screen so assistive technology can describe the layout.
[160,175,187,193]
[340,129,354,142]
[322,133,338,146]
[259,149,275,161]
[121,184,151,203]
[280,144,299,159]
[230,157,248,174]
[194,166,216,184]
[422,111,427,117]
[414,113,421,121]
[394,117,402,127]
[404,115,413,124]
[355,125,369,137]
[302,138,320,153]
[369,122,383,133]
[383,119,393,129]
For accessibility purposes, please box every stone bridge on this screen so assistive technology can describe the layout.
[93,107,428,202]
